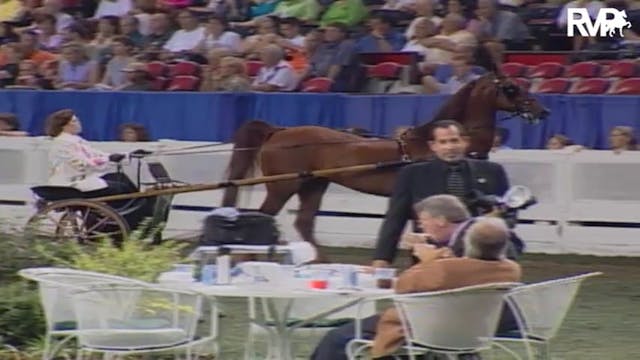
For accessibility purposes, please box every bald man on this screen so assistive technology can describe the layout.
[251,44,299,92]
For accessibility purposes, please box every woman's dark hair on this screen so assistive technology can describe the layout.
[207,14,228,28]
[46,109,75,137]
[0,113,20,130]
[119,123,150,141]
[100,15,121,34]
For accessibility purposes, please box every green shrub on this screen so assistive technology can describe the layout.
[0,282,44,348]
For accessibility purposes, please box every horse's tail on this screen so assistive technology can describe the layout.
[221,120,279,207]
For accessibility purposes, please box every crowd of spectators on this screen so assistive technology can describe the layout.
[0,0,637,94]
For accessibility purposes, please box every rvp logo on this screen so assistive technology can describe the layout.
[567,8,632,37]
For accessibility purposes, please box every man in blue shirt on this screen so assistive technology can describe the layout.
[422,55,480,94]
[355,14,406,53]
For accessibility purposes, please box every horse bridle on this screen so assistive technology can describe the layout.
[493,77,536,121]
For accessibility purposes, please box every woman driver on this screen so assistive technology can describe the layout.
[46,109,134,197]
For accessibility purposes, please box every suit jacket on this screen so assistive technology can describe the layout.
[48,133,111,191]
[371,257,522,358]
[374,158,509,263]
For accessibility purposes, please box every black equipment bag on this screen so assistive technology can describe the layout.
[200,211,280,246]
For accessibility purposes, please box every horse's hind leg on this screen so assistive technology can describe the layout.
[295,179,330,262]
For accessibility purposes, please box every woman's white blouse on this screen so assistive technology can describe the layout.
[47,133,111,191]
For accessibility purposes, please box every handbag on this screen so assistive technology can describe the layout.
[200,211,280,246]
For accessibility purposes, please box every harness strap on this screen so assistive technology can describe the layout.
[396,138,411,162]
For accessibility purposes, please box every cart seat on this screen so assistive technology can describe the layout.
[31,186,86,201]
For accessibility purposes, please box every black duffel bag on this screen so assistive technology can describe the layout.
[200,211,280,246]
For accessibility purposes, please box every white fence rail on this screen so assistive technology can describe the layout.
[1,137,640,256]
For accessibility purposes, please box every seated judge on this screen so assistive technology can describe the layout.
[311,215,522,360]
[46,109,134,196]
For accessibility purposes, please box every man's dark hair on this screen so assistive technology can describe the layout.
[279,17,300,27]
[428,119,467,140]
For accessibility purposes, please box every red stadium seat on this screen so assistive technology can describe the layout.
[528,62,565,78]
[534,78,572,93]
[602,60,639,78]
[301,77,334,92]
[512,77,532,92]
[367,62,403,80]
[570,78,610,94]
[169,61,200,77]
[167,75,200,91]
[608,78,640,95]
[565,61,602,78]
[151,76,169,91]
[245,60,264,77]
[501,62,528,78]
[147,61,169,78]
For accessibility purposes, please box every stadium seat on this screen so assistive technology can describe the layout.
[512,77,532,92]
[169,61,200,77]
[151,76,169,91]
[301,77,334,92]
[608,78,640,95]
[565,61,602,78]
[501,63,528,77]
[245,61,264,77]
[528,62,565,78]
[367,62,403,80]
[602,60,639,78]
[534,78,572,93]
[147,61,169,78]
[570,78,610,94]
[167,75,200,91]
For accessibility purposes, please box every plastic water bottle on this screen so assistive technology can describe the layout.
[216,255,231,285]
[341,265,358,288]
[201,265,215,285]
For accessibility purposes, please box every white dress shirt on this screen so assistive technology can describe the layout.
[252,60,299,91]
[48,133,111,191]
[163,26,206,52]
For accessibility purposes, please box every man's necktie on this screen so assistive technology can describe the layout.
[446,165,466,199]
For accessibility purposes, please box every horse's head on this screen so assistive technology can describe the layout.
[485,75,550,124]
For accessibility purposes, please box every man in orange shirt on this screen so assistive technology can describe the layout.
[0,31,57,67]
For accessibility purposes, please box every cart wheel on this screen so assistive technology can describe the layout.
[25,199,130,244]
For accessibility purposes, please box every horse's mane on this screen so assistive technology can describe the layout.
[411,77,482,140]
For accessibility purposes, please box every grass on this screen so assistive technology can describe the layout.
[212,247,640,360]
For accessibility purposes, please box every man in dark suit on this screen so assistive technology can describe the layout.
[372,119,510,267]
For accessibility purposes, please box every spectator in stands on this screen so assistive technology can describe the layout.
[251,43,298,91]
[240,16,280,59]
[42,0,73,33]
[422,53,478,93]
[303,22,358,92]
[196,15,242,54]
[13,59,53,88]
[546,133,584,151]
[61,22,92,45]
[401,17,436,58]
[556,0,603,51]
[469,0,530,59]
[144,13,173,49]
[163,9,206,53]
[272,0,320,21]
[36,14,63,52]
[0,41,19,87]
[320,0,368,27]
[0,21,19,45]
[119,123,150,141]
[97,36,135,89]
[201,47,232,87]
[491,128,512,151]
[120,15,145,49]
[89,16,121,64]
[0,112,28,136]
[202,55,251,91]
[94,0,133,18]
[609,126,637,153]
[312,215,521,360]
[355,14,406,53]
[14,30,56,67]
[55,42,98,90]
[420,13,476,65]
[118,62,152,90]
[278,17,305,48]
[405,0,442,39]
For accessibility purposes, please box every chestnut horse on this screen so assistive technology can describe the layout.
[221,74,549,259]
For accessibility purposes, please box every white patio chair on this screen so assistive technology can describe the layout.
[18,267,150,360]
[346,282,521,360]
[70,284,213,360]
[493,272,603,360]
